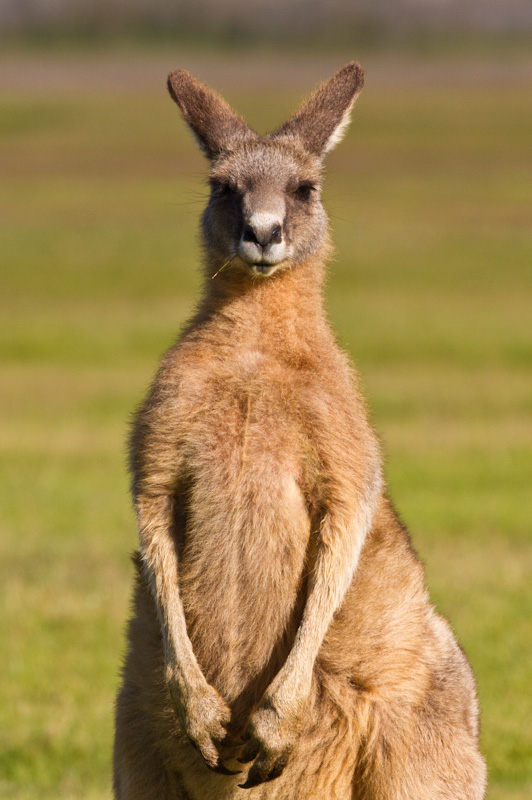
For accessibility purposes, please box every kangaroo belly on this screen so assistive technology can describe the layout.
[177,403,312,703]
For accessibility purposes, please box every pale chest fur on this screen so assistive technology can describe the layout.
[171,346,321,701]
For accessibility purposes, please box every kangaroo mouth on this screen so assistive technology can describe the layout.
[245,259,287,277]
[238,237,288,274]
[252,263,277,275]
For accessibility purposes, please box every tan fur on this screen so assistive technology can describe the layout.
[114,63,487,799]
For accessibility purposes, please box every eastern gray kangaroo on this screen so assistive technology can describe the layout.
[114,62,487,799]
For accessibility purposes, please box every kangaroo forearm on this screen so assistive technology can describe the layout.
[136,494,205,694]
[301,542,361,656]
[270,502,375,712]
[299,492,379,644]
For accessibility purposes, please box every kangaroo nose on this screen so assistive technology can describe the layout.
[243,222,283,248]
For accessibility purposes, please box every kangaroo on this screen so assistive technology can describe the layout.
[113,63,487,799]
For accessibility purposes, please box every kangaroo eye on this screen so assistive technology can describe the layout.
[295,182,315,201]
[210,179,237,197]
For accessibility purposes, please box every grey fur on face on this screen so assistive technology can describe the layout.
[168,63,364,279]
[202,142,327,277]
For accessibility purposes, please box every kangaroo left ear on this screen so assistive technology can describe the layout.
[273,62,364,158]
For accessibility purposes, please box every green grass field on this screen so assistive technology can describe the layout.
[1,48,531,799]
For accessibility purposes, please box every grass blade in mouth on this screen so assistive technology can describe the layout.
[211,257,234,279]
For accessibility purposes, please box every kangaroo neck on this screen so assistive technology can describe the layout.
[194,255,329,356]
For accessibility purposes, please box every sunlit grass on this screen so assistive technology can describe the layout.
[1,51,531,799]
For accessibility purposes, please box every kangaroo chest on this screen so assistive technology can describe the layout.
[176,349,314,509]
[174,354,315,698]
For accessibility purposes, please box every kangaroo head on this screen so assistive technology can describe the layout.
[167,63,364,279]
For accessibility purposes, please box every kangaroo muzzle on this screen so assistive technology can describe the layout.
[239,212,288,271]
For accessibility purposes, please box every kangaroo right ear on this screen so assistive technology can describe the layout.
[273,62,364,158]
[168,70,256,160]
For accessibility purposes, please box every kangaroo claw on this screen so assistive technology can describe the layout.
[208,763,241,776]
[237,741,260,764]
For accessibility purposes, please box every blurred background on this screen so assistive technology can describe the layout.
[1,2,531,798]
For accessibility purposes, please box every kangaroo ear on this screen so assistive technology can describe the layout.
[168,70,255,160]
[273,62,364,158]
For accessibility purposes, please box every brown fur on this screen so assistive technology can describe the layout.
[114,63,487,799]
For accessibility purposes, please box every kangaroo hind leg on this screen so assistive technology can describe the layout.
[354,700,486,800]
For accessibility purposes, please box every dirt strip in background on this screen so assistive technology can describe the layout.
[2,50,532,93]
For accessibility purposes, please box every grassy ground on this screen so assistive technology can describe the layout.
[1,48,531,799]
